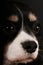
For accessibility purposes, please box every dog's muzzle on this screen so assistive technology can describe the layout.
[4,30,39,64]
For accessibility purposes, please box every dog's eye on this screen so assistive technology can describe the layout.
[8,15,19,22]
[33,23,41,34]
[2,24,16,34]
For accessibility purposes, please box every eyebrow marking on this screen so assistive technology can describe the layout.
[28,12,37,22]
[8,15,19,22]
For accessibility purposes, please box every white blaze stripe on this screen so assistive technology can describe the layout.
[5,31,39,62]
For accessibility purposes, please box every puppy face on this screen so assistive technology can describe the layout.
[0,1,39,65]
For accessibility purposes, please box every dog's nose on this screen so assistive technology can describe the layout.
[22,41,37,53]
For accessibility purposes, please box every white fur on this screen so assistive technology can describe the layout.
[5,30,39,63]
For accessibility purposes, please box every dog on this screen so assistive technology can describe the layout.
[0,0,43,65]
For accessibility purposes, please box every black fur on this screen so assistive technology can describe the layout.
[0,0,43,65]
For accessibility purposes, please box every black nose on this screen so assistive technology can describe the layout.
[21,41,37,53]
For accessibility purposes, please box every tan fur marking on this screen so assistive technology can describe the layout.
[28,12,37,22]
[8,15,19,22]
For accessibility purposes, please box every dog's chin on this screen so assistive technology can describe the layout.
[4,57,37,65]
[14,58,38,65]
[14,57,39,65]
[13,57,35,63]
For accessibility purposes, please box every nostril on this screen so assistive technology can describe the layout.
[21,41,37,53]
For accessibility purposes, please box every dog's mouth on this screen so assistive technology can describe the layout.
[13,57,34,63]
[4,57,35,65]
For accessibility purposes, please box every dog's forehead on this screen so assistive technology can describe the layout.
[7,2,37,22]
